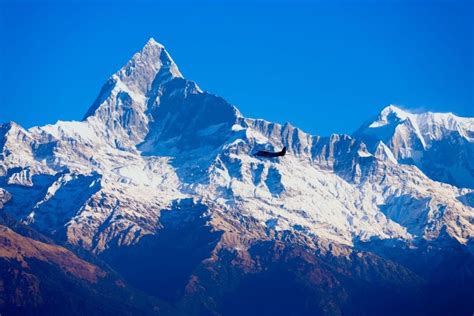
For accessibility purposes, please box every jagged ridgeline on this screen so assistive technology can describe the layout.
[1,39,473,316]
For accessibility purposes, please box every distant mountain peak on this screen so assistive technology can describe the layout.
[1,121,21,130]
[370,104,411,128]
[381,104,406,114]
[355,104,474,188]
[0,121,29,138]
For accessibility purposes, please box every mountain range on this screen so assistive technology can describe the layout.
[1,38,473,315]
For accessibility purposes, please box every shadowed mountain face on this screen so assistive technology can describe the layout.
[101,200,223,302]
[0,213,170,316]
[0,39,473,315]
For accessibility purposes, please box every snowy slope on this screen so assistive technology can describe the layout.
[354,104,474,189]
[0,39,473,257]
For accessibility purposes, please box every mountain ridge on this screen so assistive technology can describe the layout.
[354,104,474,188]
[1,38,473,315]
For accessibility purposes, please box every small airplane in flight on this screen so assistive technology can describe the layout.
[253,146,287,158]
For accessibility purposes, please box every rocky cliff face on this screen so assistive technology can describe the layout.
[1,39,473,315]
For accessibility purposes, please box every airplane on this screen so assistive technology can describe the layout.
[253,146,287,158]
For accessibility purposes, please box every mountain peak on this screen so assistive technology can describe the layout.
[115,38,183,91]
[83,38,184,124]
[144,37,164,49]
[354,104,474,188]
[380,104,409,119]
[365,104,411,129]
[0,121,27,135]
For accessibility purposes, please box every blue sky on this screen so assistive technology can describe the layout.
[0,0,472,136]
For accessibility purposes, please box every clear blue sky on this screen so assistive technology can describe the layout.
[0,0,472,136]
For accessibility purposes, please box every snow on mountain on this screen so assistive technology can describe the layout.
[82,38,186,149]
[0,40,473,259]
[354,104,474,188]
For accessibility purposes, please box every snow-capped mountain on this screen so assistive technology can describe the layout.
[1,39,473,315]
[354,104,474,189]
